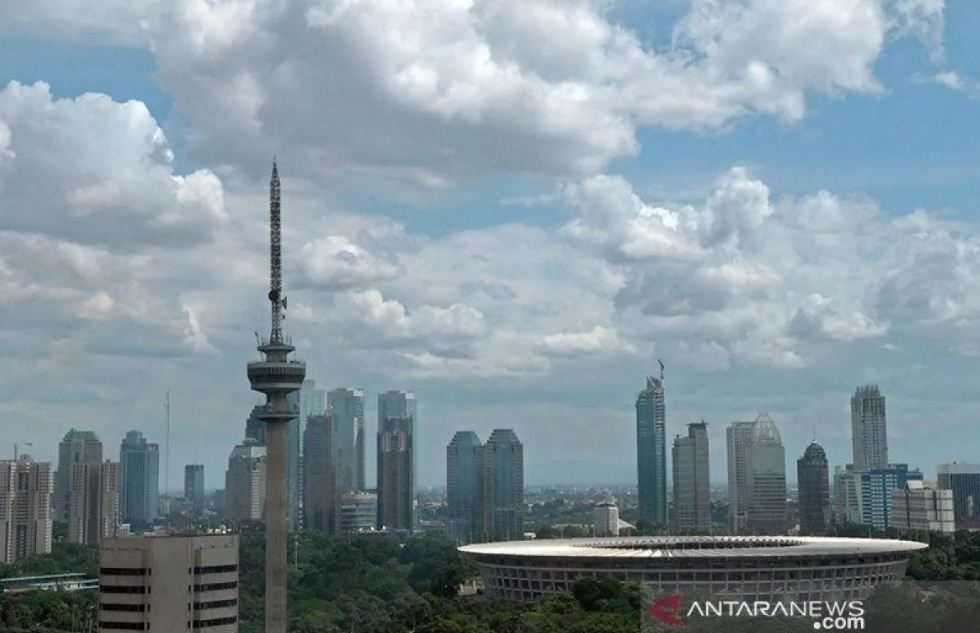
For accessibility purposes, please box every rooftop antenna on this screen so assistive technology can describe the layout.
[658,359,665,381]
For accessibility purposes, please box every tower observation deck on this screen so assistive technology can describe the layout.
[246,160,305,633]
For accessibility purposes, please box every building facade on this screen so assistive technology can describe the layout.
[851,385,888,471]
[672,422,710,532]
[891,481,954,533]
[69,460,120,546]
[99,534,239,632]
[224,442,266,523]
[636,374,667,526]
[593,503,620,537]
[747,415,786,535]
[483,429,524,542]
[328,388,365,494]
[861,464,923,531]
[302,414,336,533]
[377,390,417,531]
[338,492,377,533]
[447,431,484,544]
[119,431,160,525]
[726,421,756,533]
[185,465,205,516]
[55,429,103,523]
[937,463,980,529]
[797,442,830,535]
[0,456,53,564]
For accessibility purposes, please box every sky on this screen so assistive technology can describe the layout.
[2,1,979,492]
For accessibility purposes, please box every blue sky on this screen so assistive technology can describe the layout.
[1,1,979,490]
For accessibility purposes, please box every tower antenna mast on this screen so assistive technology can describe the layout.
[269,159,286,343]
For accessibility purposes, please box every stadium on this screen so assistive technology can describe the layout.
[459,536,927,602]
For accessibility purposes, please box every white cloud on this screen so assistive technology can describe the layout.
[298,235,401,290]
[537,326,635,357]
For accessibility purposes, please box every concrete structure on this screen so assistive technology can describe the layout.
[185,465,205,515]
[119,431,160,525]
[224,441,266,523]
[891,481,954,533]
[937,463,980,529]
[245,161,306,633]
[1,573,97,594]
[447,431,483,544]
[338,492,377,533]
[377,390,416,531]
[0,456,53,564]
[99,534,239,632]
[672,421,710,532]
[55,429,103,523]
[69,460,119,546]
[861,464,923,531]
[851,385,888,471]
[593,503,619,537]
[286,391,301,532]
[460,536,927,603]
[726,421,755,533]
[328,388,366,494]
[797,442,830,535]
[302,414,336,533]
[747,415,787,535]
[832,465,863,525]
[636,370,667,526]
[483,429,524,542]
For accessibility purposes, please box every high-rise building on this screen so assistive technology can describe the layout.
[245,162,306,633]
[377,391,416,531]
[328,388,365,493]
[861,464,922,531]
[832,464,863,525]
[747,414,786,535]
[593,502,620,537]
[69,460,119,545]
[224,441,266,523]
[302,414,336,533]
[797,442,830,535]
[726,421,756,533]
[119,431,160,525]
[672,421,710,532]
[482,429,524,542]
[636,370,667,526]
[0,456,53,564]
[338,492,377,534]
[55,429,103,523]
[245,405,266,445]
[891,481,954,533]
[937,463,980,529]
[99,534,239,632]
[447,431,483,544]
[185,464,205,515]
[851,385,888,471]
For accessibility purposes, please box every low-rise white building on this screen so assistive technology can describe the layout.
[891,481,954,533]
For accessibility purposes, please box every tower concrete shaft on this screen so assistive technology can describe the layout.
[247,161,305,633]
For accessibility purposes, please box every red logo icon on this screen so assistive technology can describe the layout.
[649,593,684,627]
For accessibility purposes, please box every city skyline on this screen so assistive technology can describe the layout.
[5,2,980,492]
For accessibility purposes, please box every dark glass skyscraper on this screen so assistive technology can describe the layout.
[672,421,710,532]
[447,431,483,544]
[184,464,205,516]
[377,390,417,531]
[119,431,159,524]
[483,429,524,541]
[636,372,667,526]
[797,442,830,535]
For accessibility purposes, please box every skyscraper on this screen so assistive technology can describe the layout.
[747,414,787,535]
[797,442,830,535]
[861,464,922,530]
[851,385,888,471]
[184,464,205,515]
[377,390,416,531]
[937,463,980,529]
[303,414,336,533]
[672,421,710,532]
[482,429,524,542]
[225,441,267,523]
[245,405,266,444]
[68,460,119,545]
[832,464,863,525]
[636,368,667,526]
[0,456,53,564]
[245,161,306,633]
[119,431,160,524]
[726,421,755,533]
[55,429,102,523]
[447,431,483,544]
[328,388,365,493]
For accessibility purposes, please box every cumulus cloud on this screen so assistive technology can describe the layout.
[537,326,635,357]
[298,235,401,290]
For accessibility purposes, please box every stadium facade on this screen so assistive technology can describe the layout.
[459,536,926,603]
